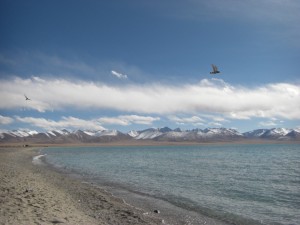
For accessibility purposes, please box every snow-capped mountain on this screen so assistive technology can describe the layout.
[128,127,173,140]
[0,129,40,142]
[82,129,119,137]
[0,127,299,144]
[0,129,129,144]
[154,127,244,142]
[133,128,164,140]
[243,129,269,138]
[44,129,70,137]
[127,130,139,138]
[2,130,39,138]
[243,128,300,140]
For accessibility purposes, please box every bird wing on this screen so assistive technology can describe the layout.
[211,64,215,72]
[213,64,218,72]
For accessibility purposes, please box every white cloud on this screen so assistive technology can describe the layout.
[209,122,222,127]
[98,115,160,126]
[259,120,277,127]
[168,114,230,127]
[200,114,230,122]
[228,112,251,120]
[111,70,128,79]
[0,115,14,125]
[169,115,205,126]
[13,114,160,130]
[1,77,300,121]
[168,115,204,125]
[15,116,105,131]
[98,117,130,126]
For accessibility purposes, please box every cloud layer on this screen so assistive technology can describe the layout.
[98,115,159,126]
[15,116,105,131]
[0,115,14,125]
[8,114,160,131]
[0,76,299,121]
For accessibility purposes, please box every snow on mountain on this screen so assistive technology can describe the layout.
[243,129,269,137]
[243,128,297,140]
[286,129,300,139]
[0,127,299,143]
[99,130,119,136]
[260,128,291,139]
[45,131,59,137]
[267,128,291,136]
[43,130,70,138]
[53,129,70,136]
[200,128,242,137]
[137,127,175,140]
[47,131,56,136]
[83,131,95,136]
[83,130,104,137]
[83,130,119,137]
[163,130,189,138]
[0,130,38,140]
[128,130,139,138]
[7,130,38,138]
[154,127,244,142]
[134,128,166,140]
[27,130,38,136]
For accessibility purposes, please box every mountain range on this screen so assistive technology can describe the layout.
[1,127,300,144]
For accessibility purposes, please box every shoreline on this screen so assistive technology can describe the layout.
[0,145,234,225]
[1,138,299,148]
[35,145,264,225]
[0,147,163,225]
[2,144,298,225]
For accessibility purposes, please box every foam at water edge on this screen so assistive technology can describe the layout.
[32,154,46,165]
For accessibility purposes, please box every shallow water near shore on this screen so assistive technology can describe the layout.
[42,144,300,225]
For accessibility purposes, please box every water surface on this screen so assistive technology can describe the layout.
[43,144,300,225]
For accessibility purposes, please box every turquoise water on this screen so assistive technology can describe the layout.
[42,144,300,225]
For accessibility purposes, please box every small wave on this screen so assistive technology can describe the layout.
[32,154,46,165]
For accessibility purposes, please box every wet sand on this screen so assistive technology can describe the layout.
[0,147,162,225]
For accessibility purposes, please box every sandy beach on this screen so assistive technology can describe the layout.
[0,147,162,225]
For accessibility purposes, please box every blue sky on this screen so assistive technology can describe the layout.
[0,0,299,133]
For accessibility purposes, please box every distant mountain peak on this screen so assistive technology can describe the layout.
[158,127,172,133]
[1,127,299,143]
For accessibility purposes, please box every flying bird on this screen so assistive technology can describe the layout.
[210,64,220,75]
[24,94,31,100]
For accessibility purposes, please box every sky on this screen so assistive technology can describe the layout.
[0,0,299,133]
